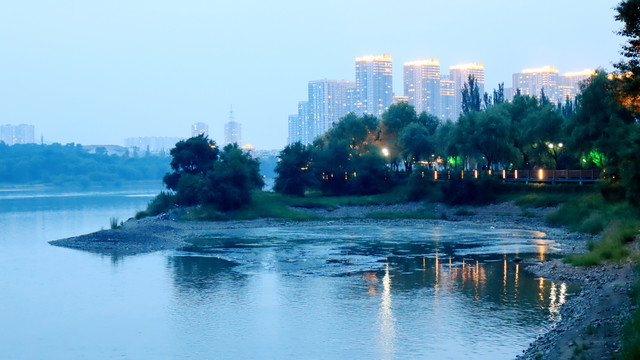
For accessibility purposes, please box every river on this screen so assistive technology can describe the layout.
[0,183,577,359]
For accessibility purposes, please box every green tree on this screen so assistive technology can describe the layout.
[461,75,481,113]
[274,142,313,196]
[163,134,219,192]
[200,144,263,210]
[399,122,434,173]
[380,103,417,172]
[615,0,640,113]
[565,71,635,176]
[457,105,514,169]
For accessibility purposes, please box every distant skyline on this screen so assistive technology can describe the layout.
[0,0,622,149]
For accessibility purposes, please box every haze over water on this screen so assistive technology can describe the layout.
[0,184,577,359]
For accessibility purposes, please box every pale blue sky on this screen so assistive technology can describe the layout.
[0,0,623,149]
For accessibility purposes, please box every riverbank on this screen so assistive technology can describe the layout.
[519,259,634,360]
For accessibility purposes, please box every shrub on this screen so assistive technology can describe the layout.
[407,171,438,201]
[440,175,502,205]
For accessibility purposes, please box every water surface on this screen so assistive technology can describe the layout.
[0,185,576,359]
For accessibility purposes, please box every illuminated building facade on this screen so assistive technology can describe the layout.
[403,59,441,116]
[354,54,393,116]
[308,79,354,138]
[558,69,596,102]
[439,77,457,120]
[512,66,559,102]
[449,63,485,116]
[191,122,208,138]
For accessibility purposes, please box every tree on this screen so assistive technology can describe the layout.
[461,75,482,113]
[457,105,514,169]
[163,134,218,191]
[380,103,418,172]
[615,0,640,113]
[200,144,263,210]
[274,142,313,196]
[399,122,433,173]
[565,71,635,176]
[507,94,539,168]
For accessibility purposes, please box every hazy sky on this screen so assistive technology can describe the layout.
[0,0,623,149]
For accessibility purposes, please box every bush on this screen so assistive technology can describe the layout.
[135,191,177,219]
[440,175,502,205]
[407,171,438,201]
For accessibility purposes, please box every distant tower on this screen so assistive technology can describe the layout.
[191,122,208,137]
[224,106,242,146]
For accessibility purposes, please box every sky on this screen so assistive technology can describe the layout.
[0,0,624,149]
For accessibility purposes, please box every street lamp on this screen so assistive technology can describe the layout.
[382,148,389,157]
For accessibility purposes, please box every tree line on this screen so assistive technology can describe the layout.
[0,142,170,186]
[274,68,640,204]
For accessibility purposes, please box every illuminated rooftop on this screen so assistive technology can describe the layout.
[404,59,440,66]
[563,69,596,77]
[450,63,484,70]
[241,144,255,150]
[356,54,392,62]
[522,65,558,74]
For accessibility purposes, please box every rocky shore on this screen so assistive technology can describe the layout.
[49,201,634,359]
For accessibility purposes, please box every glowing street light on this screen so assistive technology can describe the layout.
[382,148,389,157]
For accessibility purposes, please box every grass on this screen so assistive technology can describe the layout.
[109,217,122,229]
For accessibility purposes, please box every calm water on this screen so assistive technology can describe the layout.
[0,184,577,359]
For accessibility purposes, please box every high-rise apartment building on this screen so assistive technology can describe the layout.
[191,122,208,138]
[558,69,596,102]
[449,63,485,117]
[0,124,35,145]
[224,108,241,146]
[308,79,354,137]
[403,59,441,116]
[354,54,393,116]
[288,114,300,145]
[512,66,559,102]
[439,77,457,121]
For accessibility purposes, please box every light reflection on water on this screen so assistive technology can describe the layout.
[0,186,578,360]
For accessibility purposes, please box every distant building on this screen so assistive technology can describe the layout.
[0,125,13,145]
[393,95,409,104]
[0,124,35,145]
[558,69,596,102]
[308,79,354,137]
[354,54,393,116]
[439,77,457,121]
[403,59,441,116]
[512,65,559,102]
[449,63,485,116]
[224,108,241,146]
[298,101,313,144]
[124,136,181,154]
[191,122,208,138]
[288,114,300,145]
